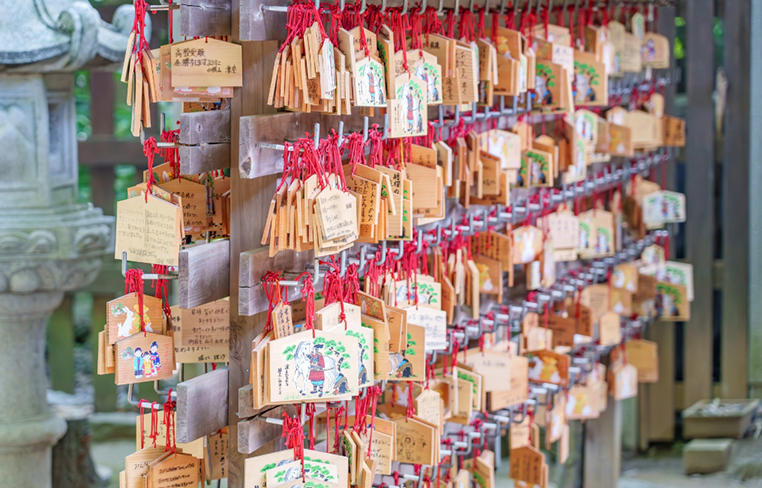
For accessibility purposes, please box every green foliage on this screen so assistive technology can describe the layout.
[341,362,350,370]
[405,348,416,356]
[284,345,296,354]
[260,463,276,473]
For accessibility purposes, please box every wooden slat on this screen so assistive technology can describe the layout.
[180,0,231,37]
[683,0,715,408]
[237,384,256,419]
[239,113,376,179]
[639,4,678,446]
[721,0,751,399]
[228,37,280,488]
[177,367,229,443]
[237,405,296,454]
[180,110,231,145]
[238,247,314,316]
[179,239,231,309]
[584,398,622,488]
[240,0,288,41]
[179,144,231,175]
[645,322,675,442]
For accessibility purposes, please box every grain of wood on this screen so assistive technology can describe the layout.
[179,144,231,175]
[179,239,230,309]
[177,367,229,443]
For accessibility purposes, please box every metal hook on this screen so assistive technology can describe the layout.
[376,240,388,265]
[402,0,409,15]
[362,117,369,142]
[359,0,367,14]
[415,230,423,254]
[393,240,405,261]
[337,120,345,146]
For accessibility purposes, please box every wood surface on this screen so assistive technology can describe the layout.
[179,239,230,309]
[177,367,229,443]
[584,397,622,488]
[237,406,296,454]
[180,144,231,175]
[683,0,715,407]
[237,246,314,316]
[180,0,231,37]
[180,110,231,145]
[720,0,750,399]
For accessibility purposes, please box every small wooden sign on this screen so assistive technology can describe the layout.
[107,293,163,344]
[115,332,174,385]
[115,194,181,266]
[527,350,570,388]
[146,452,201,488]
[171,39,242,87]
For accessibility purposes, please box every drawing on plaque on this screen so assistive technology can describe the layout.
[345,327,373,387]
[535,63,556,105]
[414,62,441,104]
[390,74,427,138]
[528,355,560,383]
[389,324,424,381]
[355,58,387,106]
[573,61,601,103]
[271,331,358,401]
[115,332,173,385]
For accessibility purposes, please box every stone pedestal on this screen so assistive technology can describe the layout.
[0,74,113,488]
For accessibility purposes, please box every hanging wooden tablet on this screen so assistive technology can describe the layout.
[115,194,182,266]
[107,293,163,344]
[146,452,201,488]
[526,349,570,388]
[115,332,174,385]
[242,448,294,488]
[171,39,242,88]
[268,330,359,402]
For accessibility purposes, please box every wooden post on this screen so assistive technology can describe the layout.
[683,0,716,408]
[721,0,751,399]
[177,367,229,443]
[583,398,622,488]
[638,4,679,447]
[227,0,281,478]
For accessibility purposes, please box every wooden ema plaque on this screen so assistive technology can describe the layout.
[145,452,201,488]
[115,332,174,385]
[509,445,546,485]
[526,350,570,388]
[107,293,163,344]
[171,39,242,88]
[267,330,359,402]
[115,194,182,267]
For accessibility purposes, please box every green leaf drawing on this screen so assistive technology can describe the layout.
[405,348,416,356]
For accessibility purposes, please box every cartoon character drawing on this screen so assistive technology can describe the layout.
[528,356,561,383]
[535,75,552,105]
[112,302,154,338]
[150,341,161,375]
[308,345,326,396]
[519,231,536,263]
[367,69,378,104]
[133,347,144,379]
[143,351,154,377]
[293,341,342,397]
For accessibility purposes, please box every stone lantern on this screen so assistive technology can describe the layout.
[0,1,142,486]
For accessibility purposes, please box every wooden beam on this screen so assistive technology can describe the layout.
[584,398,622,488]
[177,367,229,443]
[237,405,296,454]
[180,110,231,145]
[237,384,256,419]
[238,113,379,179]
[721,0,751,399]
[749,0,762,393]
[238,247,314,316]
[228,36,281,488]
[179,144,231,175]
[179,239,231,309]
[683,0,716,408]
[180,0,231,37]
[639,5,677,445]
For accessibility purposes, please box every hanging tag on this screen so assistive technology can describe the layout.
[115,332,174,385]
[115,194,182,266]
[272,300,294,339]
[146,452,202,488]
[566,385,601,420]
[171,39,242,87]
[527,349,570,388]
